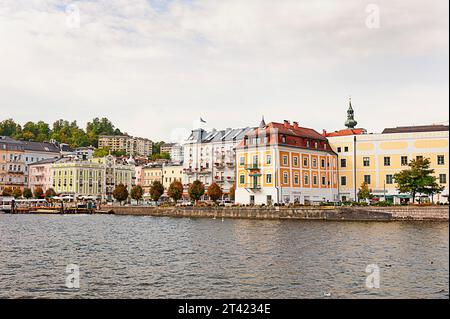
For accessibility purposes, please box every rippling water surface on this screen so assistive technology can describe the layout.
[0,214,448,298]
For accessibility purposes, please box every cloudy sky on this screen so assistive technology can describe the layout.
[0,0,448,141]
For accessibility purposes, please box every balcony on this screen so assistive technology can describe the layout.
[198,167,212,174]
[214,162,225,168]
[245,164,260,170]
[8,170,24,175]
[245,183,261,190]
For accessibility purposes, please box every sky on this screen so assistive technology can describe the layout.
[0,0,448,142]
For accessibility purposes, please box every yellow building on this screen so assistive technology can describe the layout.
[0,136,25,193]
[162,164,183,189]
[98,135,153,157]
[325,102,449,203]
[50,155,134,201]
[142,164,163,194]
[235,120,339,205]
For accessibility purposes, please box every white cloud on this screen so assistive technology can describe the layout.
[0,0,448,140]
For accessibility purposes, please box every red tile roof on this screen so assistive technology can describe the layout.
[323,128,366,137]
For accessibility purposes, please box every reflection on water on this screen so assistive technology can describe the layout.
[0,214,448,298]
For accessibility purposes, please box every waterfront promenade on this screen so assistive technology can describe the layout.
[110,205,449,221]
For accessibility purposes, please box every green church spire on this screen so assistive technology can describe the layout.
[345,96,358,129]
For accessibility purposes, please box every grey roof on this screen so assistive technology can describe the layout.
[22,140,60,153]
[382,125,449,134]
[0,136,25,151]
[28,157,62,166]
[186,127,254,144]
[59,144,73,152]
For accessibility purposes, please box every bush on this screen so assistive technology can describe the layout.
[373,201,393,207]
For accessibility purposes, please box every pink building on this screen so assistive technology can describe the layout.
[28,158,60,192]
[134,166,143,186]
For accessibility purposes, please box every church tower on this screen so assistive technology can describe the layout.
[345,97,358,129]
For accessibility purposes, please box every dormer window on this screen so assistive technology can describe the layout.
[281,135,286,143]
[306,140,310,147]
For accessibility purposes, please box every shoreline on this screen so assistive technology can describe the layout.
[109,205,449,222]
[3,206,448,222]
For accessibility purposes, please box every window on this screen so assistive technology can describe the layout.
[401,156,408,166]
[294,174,299,185]
[306,140,310,147]
[304,174,309,185]
[364,175,371,184]
[321,159,325,168]
[293,156,298,166]
[303,157,308,167]
[416,156,423,161]
[266,174,272,184]
[239,157,245,165]
[341,176,347,186]
[384,157,391,166]
[386,175,393,184]
[266,155,272,165]
[363,157,370,167]
[314,141,318,148]
[340,158,347,168]
[313,175,318,185]
[239,175,245,184]
[283,172,288,184]
[439,174,447,184]
[337,147,342,153]
[312,158,317,168]
[344,146,349,152]
[438,155,445,165]
[321,176,326,186]
[282,155,288,166]
[281,135,286,143]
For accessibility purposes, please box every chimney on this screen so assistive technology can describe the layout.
[283,120,290,128]
[293,121,299,129]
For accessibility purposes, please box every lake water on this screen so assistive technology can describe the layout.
[0,214,448,298]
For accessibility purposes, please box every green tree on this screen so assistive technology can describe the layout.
[357,182,373,202]
[188,180,205,202]
[23,188,33,199]
[152,141,165,154]
[45,188,57,198]
[33,186,44,199]
[86,117,121,147]
[150,152,171,161]
[12,188,22,199]
[0,119,21,137]
[150,180,164,202]
[130,185,144,204]
[112,150,127,157]
[167,180,184,202]
[93,147,110,158]
[112,183,129,205]
[394,157,444,203]
[207,182,223,202]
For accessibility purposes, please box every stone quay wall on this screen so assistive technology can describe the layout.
[108,205,449,221]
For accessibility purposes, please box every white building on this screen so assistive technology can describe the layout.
[183,127,253,197]
[161,143,184,163]
[22,141,61,187]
